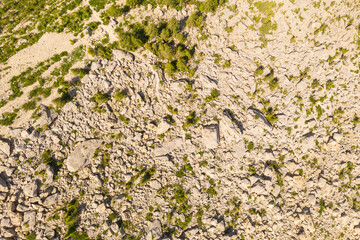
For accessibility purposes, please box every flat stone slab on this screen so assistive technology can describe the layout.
[65,140,101,172]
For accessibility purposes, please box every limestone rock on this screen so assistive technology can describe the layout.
[65,140,101,172]
[113,49,135,62]
[251,181,266,195]
[23,211,36,229]
[23,180,39,198]
[0,138,11,156]
[202,124,220,149]
[154,137,184,156]
[34,105,58,127]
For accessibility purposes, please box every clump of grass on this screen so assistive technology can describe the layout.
[187,11,204,27]
[182,111,200,129]
[165,114,175,125]
[108,213,119,222]
[140,167,156,185]
[0,112,17,126]
[254,65,264,76]
[269,77,279,91]
[22,101,37,111]
[114,89,128,101]
[247,141,254,151]
[199,0,226,12]
[63,199,89,239]
[71,68,89,78]
[326,80,335,90]
[90,91,110,104]
[52,92,72,108]
[205,88,220,102]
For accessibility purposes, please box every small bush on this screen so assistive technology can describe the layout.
[89,0,108,11]
[87,21,101,31]
[53,92,72,108]
[165,61,177,77]
[126,0,143,8]
[199,0,226,13]
[140,167,156,185]
[254,66,264,76]
[90,92,110,104]
[22,101,37,111]
[114,89,128,101]
[183,111,199,129]
[0,112,17,126]
[269,77,279,91]
[187,11,203,27]
[71,68,90,78]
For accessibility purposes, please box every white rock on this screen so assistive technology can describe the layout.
[251,181,266,195]
[23,180,39,197]
[1,217,11,228]
[110,223,119,233]
[65,140,101,172]
[43,193,59,207]
[308,194,316,205]
[91,61,102,71]
[154,138,184,156]
[202,125,219,149]
[150,220,162,238]
[3,228,16,238]
[333,132,342,142]
[156,121,170,134]
[272,184,281,196]
[23,211,36,228]
[0,139,11,155]
[240,178,251,189]
[113,49,135,62]
[232,141,246,159]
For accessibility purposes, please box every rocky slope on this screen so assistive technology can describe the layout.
[1,0,360,239]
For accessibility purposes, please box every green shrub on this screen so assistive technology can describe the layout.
[168,17,181,34]
[183,111,200,129]
[53,92,72,108]
[0,112,17,126]
[89,0,108,11]
[88,21,101,31]
[116,25,148,51]
[145,24,160,39]
[247,141,254,151]
[254,66,264,76]
[140,167,156,185]
[199,0,226,12]
[160,28,172,40]
[71,68,90,78]
[264,70,274,82]
[0,100,7,108]
[126,0,143,8]
[269,77,279,91]
[22,101,37,111]
[187,11,204,27]
[91,92,110,104]
[157,0,190,10]
[326,80,335,90]
[25,232,36,240]
[159,42,175,60]
[114,89,129,101]
[165,61,177,77]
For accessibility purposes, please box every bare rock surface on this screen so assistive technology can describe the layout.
[65,140,101,172]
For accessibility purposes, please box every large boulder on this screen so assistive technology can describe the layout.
[65,140,101,172]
